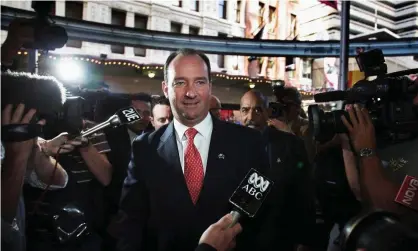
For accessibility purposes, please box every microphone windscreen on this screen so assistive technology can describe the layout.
[1,71,66,121]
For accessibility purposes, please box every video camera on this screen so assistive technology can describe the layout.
[308,49,418,140]
[341,210,418,251]
[23,1,68,50]
[269,80,290,118]
[0,71,87,142]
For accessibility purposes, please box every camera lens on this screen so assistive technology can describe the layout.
[308,105,348,138]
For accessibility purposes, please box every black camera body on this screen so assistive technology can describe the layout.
[268,102,286,118]
[23,1,68,50]
[341,210,418,251]
[308,49,418,140]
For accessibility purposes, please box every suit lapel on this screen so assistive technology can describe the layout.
[157,123,192,204]
[198,118,229,204]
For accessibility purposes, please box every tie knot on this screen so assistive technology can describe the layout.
[185,128,198,140]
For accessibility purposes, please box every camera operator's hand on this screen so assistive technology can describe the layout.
[41,133,89,156]
[268,118,293,134]
[1,104,44,159]
[341,104,376,153]
[199,214,243,251]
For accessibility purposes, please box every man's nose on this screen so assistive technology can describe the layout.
[248,109,255,120]
[185,83,197,98]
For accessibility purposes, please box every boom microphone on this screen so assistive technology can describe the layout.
[80,106,141,137]
[394,175,418,211]
[228,169,273,227]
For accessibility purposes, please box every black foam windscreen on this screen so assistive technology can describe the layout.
[1,71,66,123]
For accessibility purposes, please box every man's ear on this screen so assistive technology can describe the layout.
[150,116,155,127]
[162,81,168,98]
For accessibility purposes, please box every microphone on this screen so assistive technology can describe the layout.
[394,175,418,211]
[80,106,141,137]
[228,169,274,227]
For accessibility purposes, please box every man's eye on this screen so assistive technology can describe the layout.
[241,108,249,114]
[174,81,185,86]
[196,81,206,85]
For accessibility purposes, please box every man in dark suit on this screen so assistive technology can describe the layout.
[239,90,316,251]
[114,49,267,251]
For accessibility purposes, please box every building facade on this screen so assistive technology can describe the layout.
[1,0,300,102]
[1,0,416,101]
[298,0,418,90]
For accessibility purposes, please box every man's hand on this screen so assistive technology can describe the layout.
[41,133,89,156]
[1,104,44,160]
[199,214,243,251]
[268,118,293,134]
[341,104,376,152]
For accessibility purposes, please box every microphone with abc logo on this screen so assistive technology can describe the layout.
[228,169,274,227]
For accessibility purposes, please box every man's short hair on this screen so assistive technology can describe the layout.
[164,48,211,83]
[277,87,302,105]
[151,96,170,116]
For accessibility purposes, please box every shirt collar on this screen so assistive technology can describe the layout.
[173,113,213,140]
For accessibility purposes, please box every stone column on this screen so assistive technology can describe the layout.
[55,1,65,17]
[125,12,135,57]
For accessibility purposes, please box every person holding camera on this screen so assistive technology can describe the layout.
[1,104,68,251]
[238,90,315,251]
[269,87,316,163]
[340,82,418,231]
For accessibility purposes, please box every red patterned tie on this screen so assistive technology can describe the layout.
[184,128,204,204]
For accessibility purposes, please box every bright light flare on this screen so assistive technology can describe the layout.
[57,61,84,82]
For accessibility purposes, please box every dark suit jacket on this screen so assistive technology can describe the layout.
[115,118,268,251]
[253,127,316,250]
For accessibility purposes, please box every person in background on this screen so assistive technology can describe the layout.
[269,87,316,162]
[150,96,172,130]
[209,95,222,119]
[239,90,315,251]
[128,93,153,141]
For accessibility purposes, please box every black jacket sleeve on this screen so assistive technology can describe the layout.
[287,137,316,246]
[113,135,151,251]
[195,243,217,251]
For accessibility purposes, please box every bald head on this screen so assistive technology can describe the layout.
[239,90,269,131]
[209,95,222,119]
[240,91,268,108]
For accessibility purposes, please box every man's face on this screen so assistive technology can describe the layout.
[129,100,151,132]
[162,54,211,127]
[210,96,222,119]
[151,104,172,130]
[239,93,268,132]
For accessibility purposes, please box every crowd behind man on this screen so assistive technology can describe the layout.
[2,17,418,251]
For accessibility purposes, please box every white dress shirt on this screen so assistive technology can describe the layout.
[173,113,213,175]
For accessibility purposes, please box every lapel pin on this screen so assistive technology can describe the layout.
[276,158,281,164]
[218,153,225,159]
